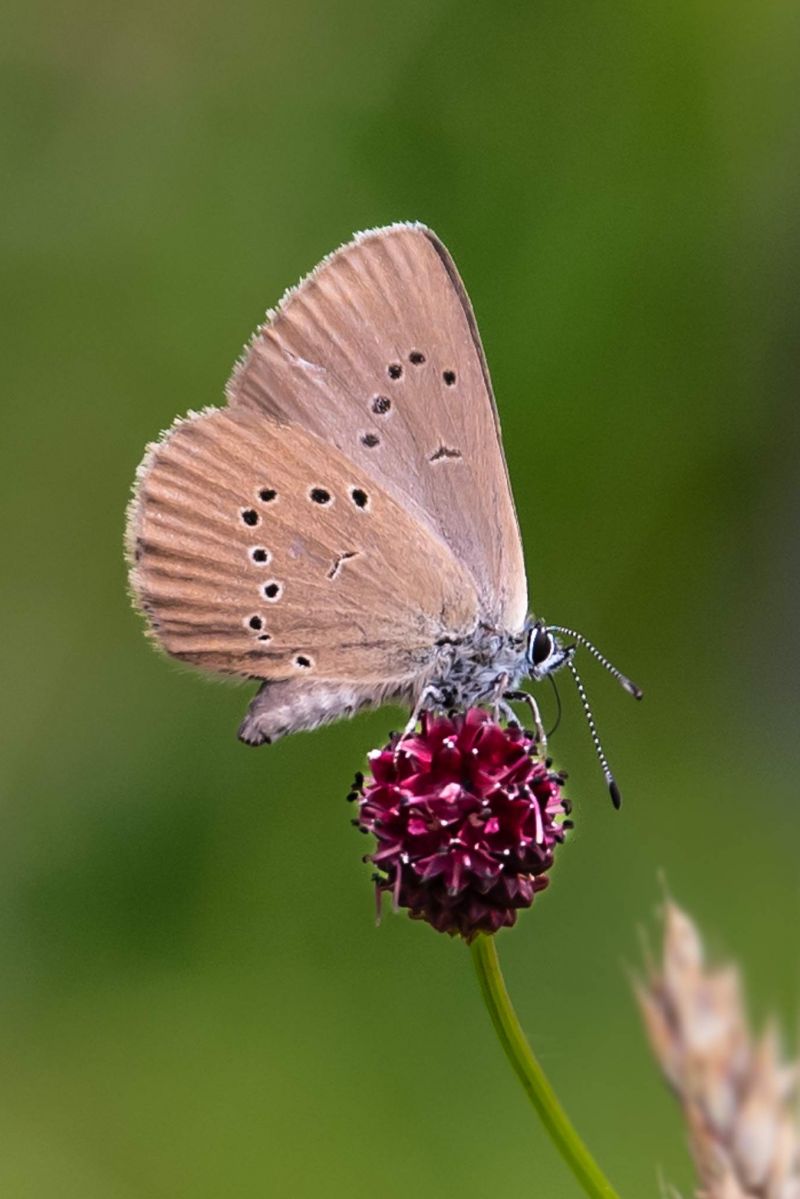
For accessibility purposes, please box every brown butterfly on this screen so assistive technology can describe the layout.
[127,224,640,802]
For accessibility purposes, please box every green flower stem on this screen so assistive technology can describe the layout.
[470,934,622,1199]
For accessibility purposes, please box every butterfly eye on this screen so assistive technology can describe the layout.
[531,627,554,666]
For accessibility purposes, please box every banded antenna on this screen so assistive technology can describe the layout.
[548,626,643,809]
[566,659,623,809]
[548,625,643,700]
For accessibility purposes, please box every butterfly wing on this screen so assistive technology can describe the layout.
[127,405,479,739]
[226,223,528,631]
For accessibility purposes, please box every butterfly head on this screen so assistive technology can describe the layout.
[525,620,573,681]
[523,618,643,809]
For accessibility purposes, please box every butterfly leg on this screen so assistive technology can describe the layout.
[490,673,512,721]
[496,698,520,722]
[504,688,547,751]
[394,684,447,759]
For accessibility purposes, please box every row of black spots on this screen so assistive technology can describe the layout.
[245,614,272,642]
[385,355,455,386]
[246,483,368,526]
[309,484,370,509]
[387,351,426,380]
[240,486,278,527]
[244,619,311,671]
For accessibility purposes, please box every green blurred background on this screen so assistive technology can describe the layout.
[2,2,798,1195]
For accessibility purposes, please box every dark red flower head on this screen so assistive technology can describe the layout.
[351,709,570,942]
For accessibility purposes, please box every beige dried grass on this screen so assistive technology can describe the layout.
[635,900,799,1199]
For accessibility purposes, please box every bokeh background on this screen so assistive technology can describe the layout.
[2,3,798,1195]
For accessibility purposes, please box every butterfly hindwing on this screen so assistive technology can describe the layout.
[128,406,479,695]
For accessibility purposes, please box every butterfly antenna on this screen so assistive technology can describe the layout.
[566,658,623,809]
[548,625,643,700]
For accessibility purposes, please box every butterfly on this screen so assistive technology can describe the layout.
[127,224,640,803]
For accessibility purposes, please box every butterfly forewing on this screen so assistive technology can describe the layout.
[227,223,528,630]
[128,406,479,686]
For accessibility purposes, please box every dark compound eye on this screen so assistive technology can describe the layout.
[387,363,402,379]
[409,350,426,365]
[309,487,331,504]
[372,395,391,414]
[350,488,368,509]
[241,508,259,526]
[531,627,554,666]
[259,488,277,503]
[443,370,456,386]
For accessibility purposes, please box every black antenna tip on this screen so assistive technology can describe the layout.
[608,778,622,809]
[621,676,644,701]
